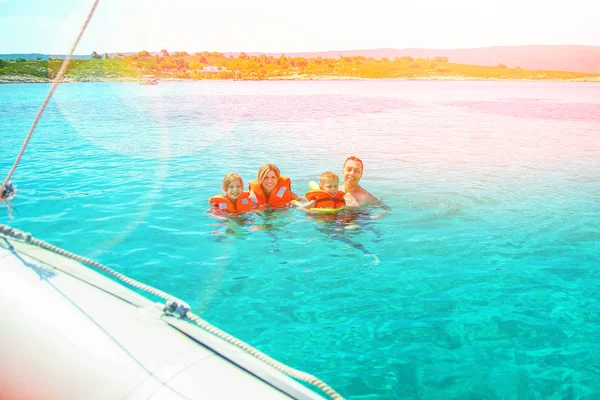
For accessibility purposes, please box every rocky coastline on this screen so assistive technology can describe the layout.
[2,74,599,84]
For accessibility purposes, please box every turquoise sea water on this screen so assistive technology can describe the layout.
[1,81,600,399]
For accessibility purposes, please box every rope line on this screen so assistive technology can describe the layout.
[0,0,101,201]
[0,224,343,400]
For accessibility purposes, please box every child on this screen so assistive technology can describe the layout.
[299,171,346,210]
[209,172,253,214]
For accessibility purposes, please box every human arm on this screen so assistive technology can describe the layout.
[297,200,316,210]
[290,190,307,202]
[344,185,378,207]
[358,187,378,204]
[206,205,229,221]
[369,203,390,219]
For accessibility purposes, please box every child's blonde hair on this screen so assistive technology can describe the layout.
[257,164,281,184]
[319,171,339,186]
[222,172,244,192]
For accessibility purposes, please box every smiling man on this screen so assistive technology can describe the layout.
[341,156,378,206]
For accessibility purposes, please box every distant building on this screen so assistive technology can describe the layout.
[201,66,227,73]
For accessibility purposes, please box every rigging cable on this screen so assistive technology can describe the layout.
[0,0,100,201]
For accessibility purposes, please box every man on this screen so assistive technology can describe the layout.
[341,156,378,206]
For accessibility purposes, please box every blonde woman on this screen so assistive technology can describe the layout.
[248,164,302,208]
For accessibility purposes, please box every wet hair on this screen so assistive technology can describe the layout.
[319,171,339,186]
[222,172,244,192]
[343,156,364,171]
[257,163,281,184]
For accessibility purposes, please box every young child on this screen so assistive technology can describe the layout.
[299,171,346,210]
[209,172,253,214]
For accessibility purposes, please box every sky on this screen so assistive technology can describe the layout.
[0,0,599,55]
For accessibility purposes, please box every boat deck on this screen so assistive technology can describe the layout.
[0,231,325,399]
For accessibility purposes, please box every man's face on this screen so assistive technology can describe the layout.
[343,160,363,185]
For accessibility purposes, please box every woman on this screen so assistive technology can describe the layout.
[248,164,302,208]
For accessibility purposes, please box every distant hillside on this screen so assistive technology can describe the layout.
[0,53,91,61]
[230,45,600,74]
[3,45,599,73]
[3,52,598,83]
[0,53,141,61]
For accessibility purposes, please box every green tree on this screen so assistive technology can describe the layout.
[161,61,177,70]
[294,57,307,67]
[104,53,110,60]
[174,58,188,70]
[91,51,102,60]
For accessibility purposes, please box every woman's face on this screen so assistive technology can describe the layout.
[262,170,278,192]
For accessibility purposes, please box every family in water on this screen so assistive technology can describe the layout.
[208,156,378,215]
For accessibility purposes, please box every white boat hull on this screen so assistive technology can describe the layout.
[0,230,325,399]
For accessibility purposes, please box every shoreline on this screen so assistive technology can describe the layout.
[1,74,600,84]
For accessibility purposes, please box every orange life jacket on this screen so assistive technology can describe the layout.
[248,176,293,207]
[305,189,346,209]
[208,192,253,213]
